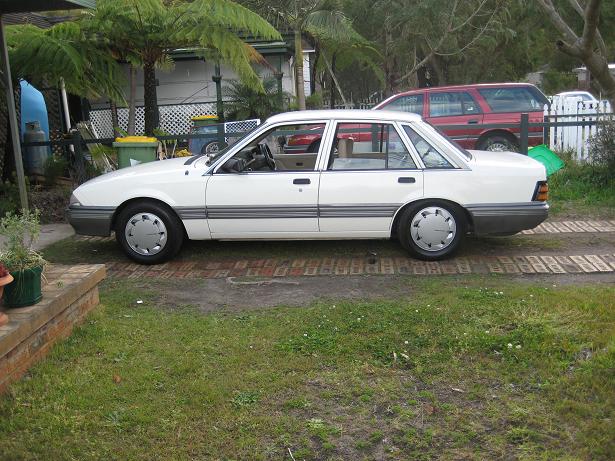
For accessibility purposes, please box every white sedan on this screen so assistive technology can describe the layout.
[68,110,549,264]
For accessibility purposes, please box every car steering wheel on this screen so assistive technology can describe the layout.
[258,143,275,170]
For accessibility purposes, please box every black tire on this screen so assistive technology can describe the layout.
[115,201,184,264]
[397,201,466,261]
[477,134,518,152]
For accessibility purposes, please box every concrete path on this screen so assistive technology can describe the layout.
[0,223,74,252]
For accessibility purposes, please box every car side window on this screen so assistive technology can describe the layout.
[429,92,480,117]
[383,95,424,115]
[478,87,545,112]
[220,123,325,173]
[403,125,454,169]
[328,123,417,171]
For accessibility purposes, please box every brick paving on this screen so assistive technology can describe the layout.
[521,219,615,234]
[102,253,615,279]
[71,218,615,279]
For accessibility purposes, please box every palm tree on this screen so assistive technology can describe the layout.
[223,77,286,120]
[92,0,281,135]
[239,0,373,110]
[6,22,125,103]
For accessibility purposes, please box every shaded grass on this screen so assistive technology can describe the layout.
[549,163,615,218]
[1,279,615,460]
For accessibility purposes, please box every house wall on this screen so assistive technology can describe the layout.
[90,56,295,110]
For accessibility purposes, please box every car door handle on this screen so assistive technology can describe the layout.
[293,178,311,185]
[467,119,479,124]
[398,177,416,184]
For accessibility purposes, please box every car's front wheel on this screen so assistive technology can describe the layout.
[115,201,184,264]
[398,202,465,260]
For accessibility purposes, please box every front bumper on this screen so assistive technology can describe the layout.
[466,202,549,236]
[66,206,115,237]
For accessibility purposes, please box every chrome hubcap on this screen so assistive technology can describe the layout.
[125,213,167,256]
[410,207,456,252]
[486,141,510,152]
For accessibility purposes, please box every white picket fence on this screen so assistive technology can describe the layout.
[544,96,613,161]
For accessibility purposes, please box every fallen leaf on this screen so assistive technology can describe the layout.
[113,375,122,384]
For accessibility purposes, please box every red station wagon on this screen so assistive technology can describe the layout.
[284,83,549,154]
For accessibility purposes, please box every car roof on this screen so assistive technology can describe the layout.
[265,109,422,124]
[388,82,536,97]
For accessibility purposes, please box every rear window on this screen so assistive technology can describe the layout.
[478,87,548,113]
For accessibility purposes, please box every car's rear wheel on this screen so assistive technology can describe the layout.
[398,201,465,260]
[116,201,184,264]
[477,134,518,152]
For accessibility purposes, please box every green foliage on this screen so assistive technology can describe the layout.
[305,91,323,109]
[588,120,615,174]
[7,22,125,103]
[43,155,69,187]
[541,69,578,95]
[0,210,46,272]
[93,0,281,91]
[0,178,24,217]
[223,77,286,120]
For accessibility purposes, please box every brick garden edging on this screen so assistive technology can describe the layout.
[0,264,106,394]
[104,253,615,279]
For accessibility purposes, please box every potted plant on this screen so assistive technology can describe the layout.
[0,210,46,308]
[0,263,12,326]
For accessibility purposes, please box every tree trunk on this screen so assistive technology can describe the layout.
[143,61,159,135]
[294,28,306,110]
[110,100,119,138]
[127,64,137,135]
[329,53,336,109]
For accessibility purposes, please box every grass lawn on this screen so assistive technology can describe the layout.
[1,278,614,460]
[548,163,615,218]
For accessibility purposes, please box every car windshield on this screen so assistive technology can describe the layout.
[184,124,261,166]
[421,122,473,161]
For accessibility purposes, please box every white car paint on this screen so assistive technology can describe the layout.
[68,110,548,260]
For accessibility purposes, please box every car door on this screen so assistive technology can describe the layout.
[206,121,330,238]
[426,90,484,149]
[317,121,424,236]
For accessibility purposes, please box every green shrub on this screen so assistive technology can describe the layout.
[588,120,615,175]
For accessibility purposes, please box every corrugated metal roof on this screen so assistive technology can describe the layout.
[0,0,95,14]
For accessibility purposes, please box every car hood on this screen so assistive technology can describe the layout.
[83,157,191,187]
[468,149,545,171]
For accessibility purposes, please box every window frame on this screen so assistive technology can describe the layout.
[428,91,482,118]
[318,120,422,172]
[382,94,425,116]
[399,122,469,170]
[212,120,333,174]
[477,86,548,113]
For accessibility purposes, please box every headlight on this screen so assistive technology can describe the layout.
[69,193,81,207]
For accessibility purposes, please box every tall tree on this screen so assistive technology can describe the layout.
[6,22,125,103]
[93,0,281,135]
[537,0,615,107]
[240,0,366,110]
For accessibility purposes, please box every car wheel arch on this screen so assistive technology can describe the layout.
[476,129,518,149]
[112,197,187,237]
[390,198,474,238]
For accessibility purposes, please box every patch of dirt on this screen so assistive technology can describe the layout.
[134,273,615,313]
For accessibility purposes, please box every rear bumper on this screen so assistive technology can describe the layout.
[66,206,115,237]
[466,202,548,235]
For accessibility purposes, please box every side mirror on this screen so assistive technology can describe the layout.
[220,157,246,173]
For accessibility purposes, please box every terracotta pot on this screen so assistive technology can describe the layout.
[0,273,14,300]
[0,274,14,326]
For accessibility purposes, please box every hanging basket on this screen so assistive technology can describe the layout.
[3,266,43,308]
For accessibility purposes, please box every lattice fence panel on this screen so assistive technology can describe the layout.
[90,102,219,137]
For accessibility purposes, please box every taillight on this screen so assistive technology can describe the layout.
[533,181,548,201]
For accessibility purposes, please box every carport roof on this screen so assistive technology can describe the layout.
[0,0,94,13]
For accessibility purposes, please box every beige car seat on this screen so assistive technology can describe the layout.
[337,138,354,158]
